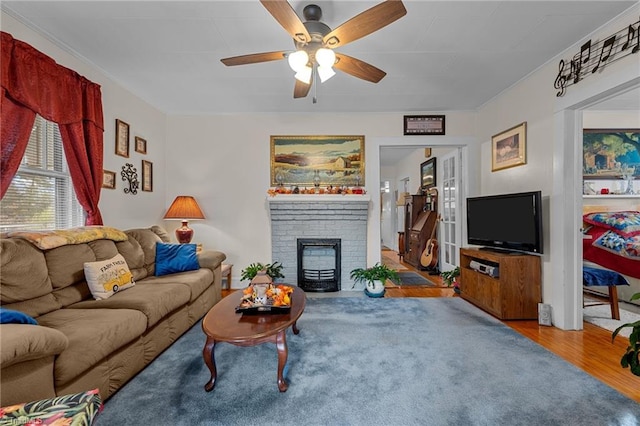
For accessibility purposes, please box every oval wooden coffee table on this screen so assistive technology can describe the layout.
[201,286,306,392]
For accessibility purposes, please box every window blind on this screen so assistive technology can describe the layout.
[0,116,84,232]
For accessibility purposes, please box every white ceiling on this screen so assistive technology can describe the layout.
[2,1,637,116]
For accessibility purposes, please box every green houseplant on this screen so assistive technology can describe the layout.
[612,292,640,376]
[441,267,460,293]
[240,262,284,282]
[350,263,400,298]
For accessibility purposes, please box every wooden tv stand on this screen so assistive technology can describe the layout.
[459,248,541,320]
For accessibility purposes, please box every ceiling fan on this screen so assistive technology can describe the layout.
[220,0,407,99]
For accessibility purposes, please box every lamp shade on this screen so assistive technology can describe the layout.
[288,50,309,72]
[315,48,335,68]
[294,66,312,84]
[163,196,205,220]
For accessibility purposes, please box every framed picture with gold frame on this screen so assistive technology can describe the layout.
[491,122,527,172]
[270,135,365,186]
[102,170,116,189]
[135,136,147,154]
[142,160,153,192]
[115,119,130,158]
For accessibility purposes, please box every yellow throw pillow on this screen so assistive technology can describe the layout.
[84,254,135,300]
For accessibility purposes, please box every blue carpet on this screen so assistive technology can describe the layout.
[96,298,640,425]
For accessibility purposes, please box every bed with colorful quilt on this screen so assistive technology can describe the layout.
[582,210,640,280]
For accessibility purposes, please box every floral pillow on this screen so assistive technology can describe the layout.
[0,388,102,425]
[583,211,640,238]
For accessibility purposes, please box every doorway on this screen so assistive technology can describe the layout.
[379,146,463,274]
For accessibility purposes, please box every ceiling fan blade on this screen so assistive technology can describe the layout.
[221,51,287,66]
[260,0,310,43]
[323,0,407,48]
[293,78,311,99]
[334,53,386,83]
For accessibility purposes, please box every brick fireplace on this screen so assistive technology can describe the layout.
[268,195,370,291]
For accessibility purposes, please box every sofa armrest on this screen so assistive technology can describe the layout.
[0,324,68,369]
[197,250,226,272]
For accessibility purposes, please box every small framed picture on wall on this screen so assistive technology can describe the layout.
[142,160,153,192]
[115,119,130,158]
[135,136,147,154]
[102,170,116,189]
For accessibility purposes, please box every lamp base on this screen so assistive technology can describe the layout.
[175,220,194,244]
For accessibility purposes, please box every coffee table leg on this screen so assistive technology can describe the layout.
[203,336,217,392]
[276,330,288,392]
[292,321,300,335]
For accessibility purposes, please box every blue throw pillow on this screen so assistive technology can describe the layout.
[0,307,38,325]
[155,243,200,276]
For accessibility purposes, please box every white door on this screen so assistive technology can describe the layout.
[380,180,394,249]
[439,149,462,271]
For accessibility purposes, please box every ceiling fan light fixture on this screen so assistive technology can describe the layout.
[294,66,312,84]
[315,48,336,68]
[288,50,309,72]
[317,65,335,83]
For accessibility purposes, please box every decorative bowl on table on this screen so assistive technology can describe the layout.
[235,284,294,314]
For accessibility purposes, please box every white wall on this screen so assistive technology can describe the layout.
[2,12,168,230]
[476,5,640,329]
[165,113,477,285]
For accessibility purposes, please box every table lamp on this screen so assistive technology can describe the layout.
[163,196,205,243]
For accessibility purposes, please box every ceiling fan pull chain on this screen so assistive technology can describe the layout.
[313,65,318,104]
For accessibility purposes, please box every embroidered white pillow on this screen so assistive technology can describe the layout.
[84,254,135,300]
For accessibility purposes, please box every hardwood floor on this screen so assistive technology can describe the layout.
[223,250,640,403]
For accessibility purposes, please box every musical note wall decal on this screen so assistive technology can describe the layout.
[554,15,639,97]
[621,23,639,53]
[592,35,616,73]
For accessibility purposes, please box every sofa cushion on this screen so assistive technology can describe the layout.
[155,243,199,276]
[0,324,68,368]
[119,228,164,278]
[84,254,135,300]
[197,250,226,272]
[116,235,147,281]
[150,225,172,243]
[66,282,190,328]
[45,244,99,290]
[141,268,214,303]
[0,238,55,307]
[0,308,37,325]
[36,308,147,387]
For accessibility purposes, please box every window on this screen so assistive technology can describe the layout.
[0,115,84,232]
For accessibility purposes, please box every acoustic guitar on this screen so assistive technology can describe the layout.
[420,214,440,269]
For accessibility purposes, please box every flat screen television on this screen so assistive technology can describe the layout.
[466,190,543,255]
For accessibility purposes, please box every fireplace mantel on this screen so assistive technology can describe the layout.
[267,194,371,203]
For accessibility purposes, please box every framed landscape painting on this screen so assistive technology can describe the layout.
[583,129,640,179]
[420,158,436,190]
[491,122,527,172]
[270,135,365,186]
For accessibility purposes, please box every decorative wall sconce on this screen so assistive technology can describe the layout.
[121,163,139,195]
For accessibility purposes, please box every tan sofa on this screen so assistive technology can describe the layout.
[0,226,226,406]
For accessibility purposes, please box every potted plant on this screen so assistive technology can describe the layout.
[441,267,460,293]
[350,263,400,298]
[612,292,640,376]
[240,262,284,282]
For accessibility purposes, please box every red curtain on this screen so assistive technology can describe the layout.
[1,31,104,224]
